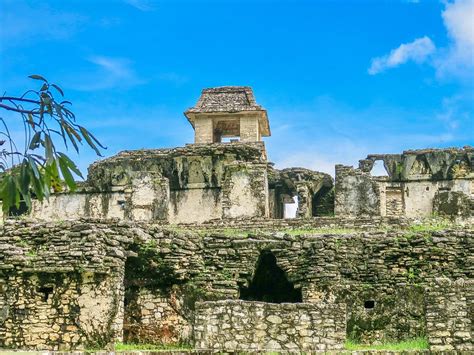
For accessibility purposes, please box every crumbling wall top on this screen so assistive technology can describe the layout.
[359,146,474,181]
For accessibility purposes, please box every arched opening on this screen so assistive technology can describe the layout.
[312,186,334,216]
[239,250,302,303]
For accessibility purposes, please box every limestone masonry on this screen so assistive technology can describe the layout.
[0,86,473,352]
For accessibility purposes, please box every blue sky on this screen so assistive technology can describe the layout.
[1,0,473,176]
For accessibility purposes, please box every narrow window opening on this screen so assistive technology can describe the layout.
[38,286,54,302]
[364,300,375,309]
[370,160,389,177]
[239,250,302,303]
[284,195,298,219]
[221,136,240,143]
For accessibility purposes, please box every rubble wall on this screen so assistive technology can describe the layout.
[0,271,124,351]
[0,220,472,349]
[27,143,273,224]
[338,147,474,218]
[0,220,130,350]
[194,300,345,351]
[426,278,473,352]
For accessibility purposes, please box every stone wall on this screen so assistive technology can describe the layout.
[335,165,380,217]
[27,143,275,224]
[425,278,473,352]
[0,271,124,350]
[123,287,190,344]
[336,147,474,218]
[193,300,345,351]
[1,219,472,349]
[335,168,473,218]
[0,220,131,350]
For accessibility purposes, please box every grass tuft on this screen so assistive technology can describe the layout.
[283,227,357,236]
[344,337,429,351]
[114,342,192,351]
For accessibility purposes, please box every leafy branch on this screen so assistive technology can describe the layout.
[0,75,106,215]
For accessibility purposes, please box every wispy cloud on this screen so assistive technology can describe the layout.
[65,56,144,91]
[368,36,435,75]
[124,0,156,12]
[368,0,474,82]
[434,0,474,82]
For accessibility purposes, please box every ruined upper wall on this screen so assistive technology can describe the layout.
[336,147,474,218]
[87,142,267,191]
[27,142,272,223]
[359,146,474,181]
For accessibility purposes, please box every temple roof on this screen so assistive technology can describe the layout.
[185,86,264,113]
[184,86,270,136]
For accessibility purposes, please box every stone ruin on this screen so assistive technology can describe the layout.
[0,86,473,352]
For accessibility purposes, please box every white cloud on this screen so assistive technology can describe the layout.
[368,0,474,82]
[368,36,435,75]
[435,0,474,81]
[65,56,144,91]
[124,0,155,11]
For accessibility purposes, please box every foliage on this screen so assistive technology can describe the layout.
[345,337,429,351]
[0,75,105,214]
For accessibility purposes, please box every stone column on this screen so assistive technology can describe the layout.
[194,117,214,143]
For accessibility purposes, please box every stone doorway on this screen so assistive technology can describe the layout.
[239,250,302,303]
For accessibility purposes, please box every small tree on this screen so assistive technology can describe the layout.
[0,75,105,215]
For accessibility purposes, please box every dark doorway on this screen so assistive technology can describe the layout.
[239,251,302,303]
[9,201,28,216]
[312,186,334,216]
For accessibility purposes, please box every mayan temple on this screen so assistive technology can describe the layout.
[0,86,473,352]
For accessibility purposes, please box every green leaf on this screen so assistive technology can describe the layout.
[61,120,80,153]
[40,83,48,91]
[88,130,106,149]
[29,132,41,150]
[79,126,103,156]
[44,135,54,163]
[19,161,31,195]
[28,74,47,82]
[58,156,76,191]
[58,152,83,179]
[0,176,12,214]
[27,156,41,179]
[22,192,32,211]
[27,113,35,128]
[31,172,45,201]
[51,84,64,96]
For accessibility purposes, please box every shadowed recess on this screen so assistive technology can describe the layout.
[239,250,302,303]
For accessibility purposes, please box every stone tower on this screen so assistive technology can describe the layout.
[184,86,271,143]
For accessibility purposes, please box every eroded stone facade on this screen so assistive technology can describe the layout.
[1,86,473,352]
[336,147,474,219]
[0,219,472,350]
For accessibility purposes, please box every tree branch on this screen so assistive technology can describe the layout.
[0,96,40,105]
[0,103,38,114]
